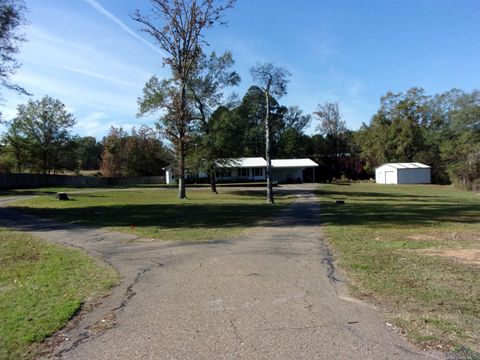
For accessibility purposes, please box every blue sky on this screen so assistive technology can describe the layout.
[2,0,479,137]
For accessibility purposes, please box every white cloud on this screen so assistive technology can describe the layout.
[51,64,141,88]
[83,0,163,56]
[74,111,153,137]
[22,25,153,86]
[1,23,161,136]
[74,111,108,136]
[311,36,337,67]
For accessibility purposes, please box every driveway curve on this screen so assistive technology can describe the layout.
[0,185,440,359]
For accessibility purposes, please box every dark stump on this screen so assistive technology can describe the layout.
[56,192,70,201]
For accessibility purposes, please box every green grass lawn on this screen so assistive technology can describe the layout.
[317,183,480,351]
[8,188,293,241]
[0,228,119,360]
[0,184,170,197]
[0,182,271,198]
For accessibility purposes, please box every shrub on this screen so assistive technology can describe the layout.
[472,179,480,193]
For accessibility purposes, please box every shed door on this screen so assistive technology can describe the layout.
[385,171,396,184]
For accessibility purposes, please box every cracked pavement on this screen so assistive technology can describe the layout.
[0,185,441,359]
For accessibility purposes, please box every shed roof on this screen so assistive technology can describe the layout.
[272,158,319,168]
[378,162,430,170]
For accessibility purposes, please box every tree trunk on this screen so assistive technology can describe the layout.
[210,165,218,194]
[178,81,187,199]
[43,150,47,175]
[265,87,274,204]
[178,141,186,199]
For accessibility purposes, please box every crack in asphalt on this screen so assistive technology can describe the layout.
[319,241,343,288]
[54,267,153,358]
[55,331,90,359]
[261,325,324,332]
[111,267,152,312]
[229,319,243,345]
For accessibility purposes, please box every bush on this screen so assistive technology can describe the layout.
[472,179,480,193]
[0,156,15,173]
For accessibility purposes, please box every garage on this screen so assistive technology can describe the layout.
[375,163,431,184]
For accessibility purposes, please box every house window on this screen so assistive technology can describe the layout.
[253,168,263,177]
[239,168,249,177]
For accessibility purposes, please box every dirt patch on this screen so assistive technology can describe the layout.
[408,235,437,241]
[417,249,480,266]
[408,231,480,242]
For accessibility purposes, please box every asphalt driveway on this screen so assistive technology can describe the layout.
[0,185,440,359]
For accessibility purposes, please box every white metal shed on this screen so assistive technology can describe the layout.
[375,163,431,184]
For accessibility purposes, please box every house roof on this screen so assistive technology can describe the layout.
[218,157,319,168]
[218,157,267,168]
[272,158,319,168]
[377,162,430,170]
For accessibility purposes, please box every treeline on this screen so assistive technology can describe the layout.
[0,96,172,176]
[185,85,479,189]
[1,87,478,191]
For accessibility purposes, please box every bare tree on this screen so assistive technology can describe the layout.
[133,0,235,199]
[314,101,347,161]
[250,62,290,204]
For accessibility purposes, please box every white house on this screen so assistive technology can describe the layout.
[164,157,319,184]
[216,157,268,181]
[375,162,431,184]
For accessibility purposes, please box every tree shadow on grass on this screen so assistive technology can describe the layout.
[315,189,439,200]
[9,202,290,230]
[227,187,313,199]
[226,190,295,198]
[7,186,479,231]
[0,190,57,196]
[314,189,480,227]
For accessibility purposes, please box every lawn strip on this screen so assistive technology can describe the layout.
[317,183,480,351]
[0,228,119,360]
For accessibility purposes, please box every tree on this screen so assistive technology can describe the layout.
[0,139,15,172]
[313,102,350,178]
[188,51,240,193]
[250,62,291,204]
[283,105,311,133]
[125,125,172,176]
[100,127,128,177]
[2,117,29,171]
[274,105,311,158]
[355,120,387,171]
[100,126,171,177]
[234,86,271,156]
[0,0,29,117]
[356,90,429,171]
[314,102,347,159]
[275,127,311,158]
[7,96,75,174]
[133,0,235,199]
[437,89,480,188]
[73,136,103,171]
